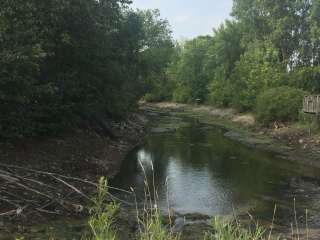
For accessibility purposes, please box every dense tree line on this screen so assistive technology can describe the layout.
[2,0,319,138]
[0,0,173,138]
[147,0,320,124]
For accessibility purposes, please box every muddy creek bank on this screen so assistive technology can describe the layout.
[112,105,320,239]
[2,104,320,239]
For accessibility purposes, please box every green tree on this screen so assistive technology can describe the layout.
[172,36,212,103]
[231,41,285,111]
[0,0,171,138]
[137,9,174,102]
[310,0,320,66]
[205,21,244,106]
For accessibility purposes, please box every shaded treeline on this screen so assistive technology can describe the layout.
[0,0,174,138]
[2,0,320,139]
[147,0,320,124]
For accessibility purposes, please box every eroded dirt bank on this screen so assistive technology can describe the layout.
[0,111,149,236]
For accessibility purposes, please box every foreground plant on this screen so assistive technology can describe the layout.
[85,177,118,240]
[204,217,266,240]
[78,177,309,240]
[138,206,179,240]
[137,160,179,240]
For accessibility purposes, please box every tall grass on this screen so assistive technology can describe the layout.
[84,174,178,240]
[84,177,118,240]
[204,217,266,240]
[138,206,179,240]
[85,177,310,240]
[136,160,179,240]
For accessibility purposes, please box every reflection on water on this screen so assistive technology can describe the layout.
[112,116,320,227]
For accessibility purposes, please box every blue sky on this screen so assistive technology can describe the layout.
[131,0,233,39]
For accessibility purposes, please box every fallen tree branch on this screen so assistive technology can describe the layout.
[0,209,17,217]
[0,163,136,218]
[0,169,60,192]
[0,163,96,186]
[49,175,91,201]
[0,196,20,208]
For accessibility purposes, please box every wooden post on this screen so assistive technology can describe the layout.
[303,95,320,130]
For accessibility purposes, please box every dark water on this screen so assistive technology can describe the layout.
[113,114,320,227]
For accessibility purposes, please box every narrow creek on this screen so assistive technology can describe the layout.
[6,111,320,239]
[113,112,320,229]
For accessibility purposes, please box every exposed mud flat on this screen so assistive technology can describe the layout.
[0,112,149,237]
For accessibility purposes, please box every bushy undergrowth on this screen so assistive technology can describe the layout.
[256,86,307,125]
[144,93,162,103]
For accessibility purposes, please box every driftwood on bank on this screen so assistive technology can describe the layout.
[0,163,99,220]
[0,163,135,221]
[0,113,147,222]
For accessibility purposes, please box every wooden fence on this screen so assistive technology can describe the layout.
[303,95,320,114]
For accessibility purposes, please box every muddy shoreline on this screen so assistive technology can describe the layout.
[118,103,320,240]
[2,103,320,239]
[0,110,149,238]
[146,102,320,171]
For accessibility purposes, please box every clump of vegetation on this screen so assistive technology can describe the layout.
[138,206,178,240]
[136,160,178,240]
[83,178,313,240]
[256,87,307,125]
[85,174,178,240]
[85,177,118,240]
[289,66,320,93]
[144,93,163,103]
[204,217,265,240]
